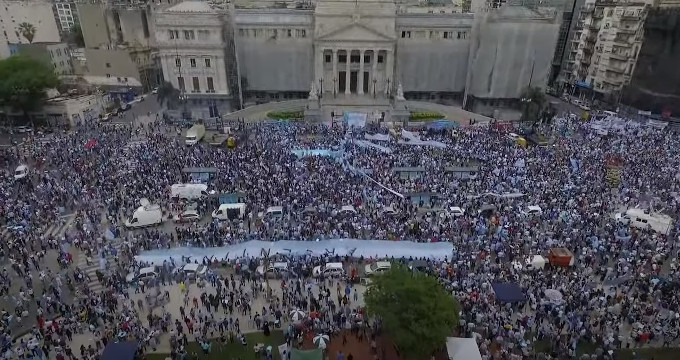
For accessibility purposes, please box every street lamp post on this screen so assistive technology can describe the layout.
[318,78,324,98]
[372,78,377,98]
[386,78,391,97]
[332,77,337,98]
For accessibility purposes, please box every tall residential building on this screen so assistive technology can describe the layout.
[76,2,159,91]
[621,7,680,115]
[549,0,585,86]
[0,0,62,44]
[13,42,73,75]
[563,0,652,95]
[53,0,80,33]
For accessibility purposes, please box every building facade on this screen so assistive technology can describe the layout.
[155,0,562,114]
[14,42,73,75]
[562,0,651,95]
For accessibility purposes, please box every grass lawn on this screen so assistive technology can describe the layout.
[146,331,286,360]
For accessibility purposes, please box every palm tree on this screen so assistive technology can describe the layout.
[18,22,37,43]
[520,86,547,125]
[156,81,180,109]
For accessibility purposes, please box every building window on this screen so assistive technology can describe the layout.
[239,29,245,37]
[178,77,185,91]
[190,58,196,68]
[169,30,176,39]
[184,30,195,40]
[378,55,384,63]
[444,32,449,39]
[207,77,214,92]
[175,58,181,67]
[339,54,347,63]
[205,58,211,67]
[192,77,200,92]
[287,29,292,37]
[106,73,111,78]
[296,29,306,38]
[325,54,331,63]
[106,62,111,68]
[401,31,411,38]
[350,55,360,63]
[364,55,370,63]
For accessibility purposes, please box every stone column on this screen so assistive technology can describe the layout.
[345,49,351,94]
[316,47,324,93]
[385,49,394,95]
[332,49,338,95]
[358,49,365,95]
[372,49,378,96]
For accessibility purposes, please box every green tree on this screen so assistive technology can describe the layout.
[68,24,85,47]
[520,86,547,124]
[364,263,459,360]
[156,81,181,109]
[0,55,59,125]
[18,22,37,43]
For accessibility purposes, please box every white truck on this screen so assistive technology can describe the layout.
[170,183,208,200]
[212,203,246,220]
[125,199,163,228]
[185,124,206,146]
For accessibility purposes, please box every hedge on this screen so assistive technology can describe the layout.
[266,110,304,120]
[409,111,444,120]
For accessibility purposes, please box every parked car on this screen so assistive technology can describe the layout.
[174,209,201,223]
[125,266,159,283]
[178,263,208,279]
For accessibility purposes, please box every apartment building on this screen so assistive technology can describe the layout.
[13,42,73,75]
[54,0,79,33]
[563,0,651,95]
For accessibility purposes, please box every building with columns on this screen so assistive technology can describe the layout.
[154,0,562,115]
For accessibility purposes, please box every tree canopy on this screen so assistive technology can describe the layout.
[364,263,459,360]
[156,81,181,109]
[0,55,59,117]
[520,86,547,124]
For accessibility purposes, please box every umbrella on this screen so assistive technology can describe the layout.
[313,334,330,349]
[290,309,305,323]
[84,138,97,149]
[544,289,563,303]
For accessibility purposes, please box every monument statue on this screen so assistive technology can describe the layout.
[308,82,318,100]
[396,83,405,101]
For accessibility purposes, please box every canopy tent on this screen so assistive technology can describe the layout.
[491,282,527,303]
[445,337,482,360]
[101,341,138,360]
[290,348,323,360]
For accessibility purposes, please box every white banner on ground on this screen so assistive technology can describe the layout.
[353,140,392,153]
[364,133,391,142]
[134,239,453,265]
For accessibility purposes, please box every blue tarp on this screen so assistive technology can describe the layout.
[101,341,138,360]
[491,282,527,303]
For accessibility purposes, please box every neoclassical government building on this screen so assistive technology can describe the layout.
[154,0,562,114]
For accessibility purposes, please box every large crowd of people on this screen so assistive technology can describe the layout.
[1,109,679,360]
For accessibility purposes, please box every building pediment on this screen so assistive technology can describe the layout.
[317,22,394,42]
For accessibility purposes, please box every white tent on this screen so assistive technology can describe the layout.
[445,337,482,360]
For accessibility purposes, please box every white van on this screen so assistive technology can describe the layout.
[265,206,283,217]
[365,261,391,276]
[126,266,159,283]
[618,208,673,235]
[125,203,163,228]
[170,183,208,200]
[14,165,28,180]
[180,263,207,279]
[212,203,246,220]
[313,262,345,278]
[256,262,289,278]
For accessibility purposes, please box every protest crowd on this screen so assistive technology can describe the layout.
[0,110,679,360]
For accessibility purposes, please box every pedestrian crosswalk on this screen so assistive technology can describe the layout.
[43,213,78,239]
[75,241,123,294]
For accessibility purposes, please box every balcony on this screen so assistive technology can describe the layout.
[613,40,632,48]
[606,66,625,74]
[617,27,637,35]
[609,52,628,61]
[621,13,641,21]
